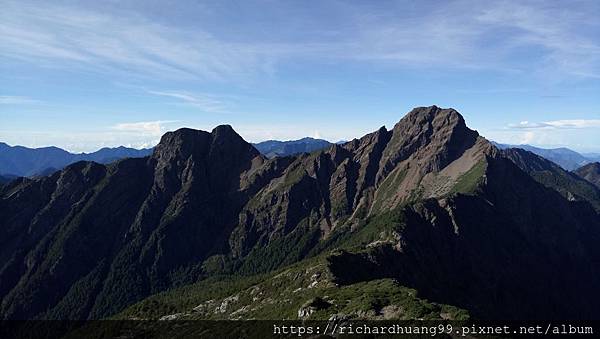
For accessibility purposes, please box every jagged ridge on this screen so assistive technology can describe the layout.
[1,106,599,321]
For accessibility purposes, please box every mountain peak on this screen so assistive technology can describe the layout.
[209,124,252,150]
[155,125,249,153]
[377,106,479,175]
[211,124,236,137]
[152,126,260,173]
[395,105,465,130]
[153,128,211,158]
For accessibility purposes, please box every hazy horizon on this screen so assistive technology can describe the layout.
[2,121,599,156]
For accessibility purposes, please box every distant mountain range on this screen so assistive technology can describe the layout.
[0,142,153,178]
[2,106,600,322]
[252,137,332,158]
[492,142,599,171]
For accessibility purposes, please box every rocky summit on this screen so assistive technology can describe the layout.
[1,106,600,321]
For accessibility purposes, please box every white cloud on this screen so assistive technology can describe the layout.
[0,96,40,104]
[508,121,549,129]
[146,90,228,113]
[509,119,600,129]
[519,131,536,144]
[112,120,177,136]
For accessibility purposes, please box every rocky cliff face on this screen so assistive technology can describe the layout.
[229,106,496,260]
[1,106,599,320]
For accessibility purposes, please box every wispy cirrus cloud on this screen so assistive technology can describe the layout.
[0,1,278,81]
[0,96,40,105]
[1,0,598,81]
[146,90,228,113]
[545,120,600,128]
[475,1,600,79]
[509,119,600,129]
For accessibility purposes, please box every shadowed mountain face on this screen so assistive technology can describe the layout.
[0,143,153,177]
[1,106,600,321]
[500,148,600,211]
[575,162,600,188]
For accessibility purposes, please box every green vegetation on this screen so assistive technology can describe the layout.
[330,193,349,218]
[196,206,405,286]
[450,160,487,194]
[117,254,468,321]
[239,220,321,275]
[205,207,406,280]
[282,159,309,187]
[309,279,468,320]
[310,207,405,254]
[114,204,470,322]
[117,273,269,319]
[408,185,425,202]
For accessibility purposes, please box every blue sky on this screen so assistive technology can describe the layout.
[1,0,599,153]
